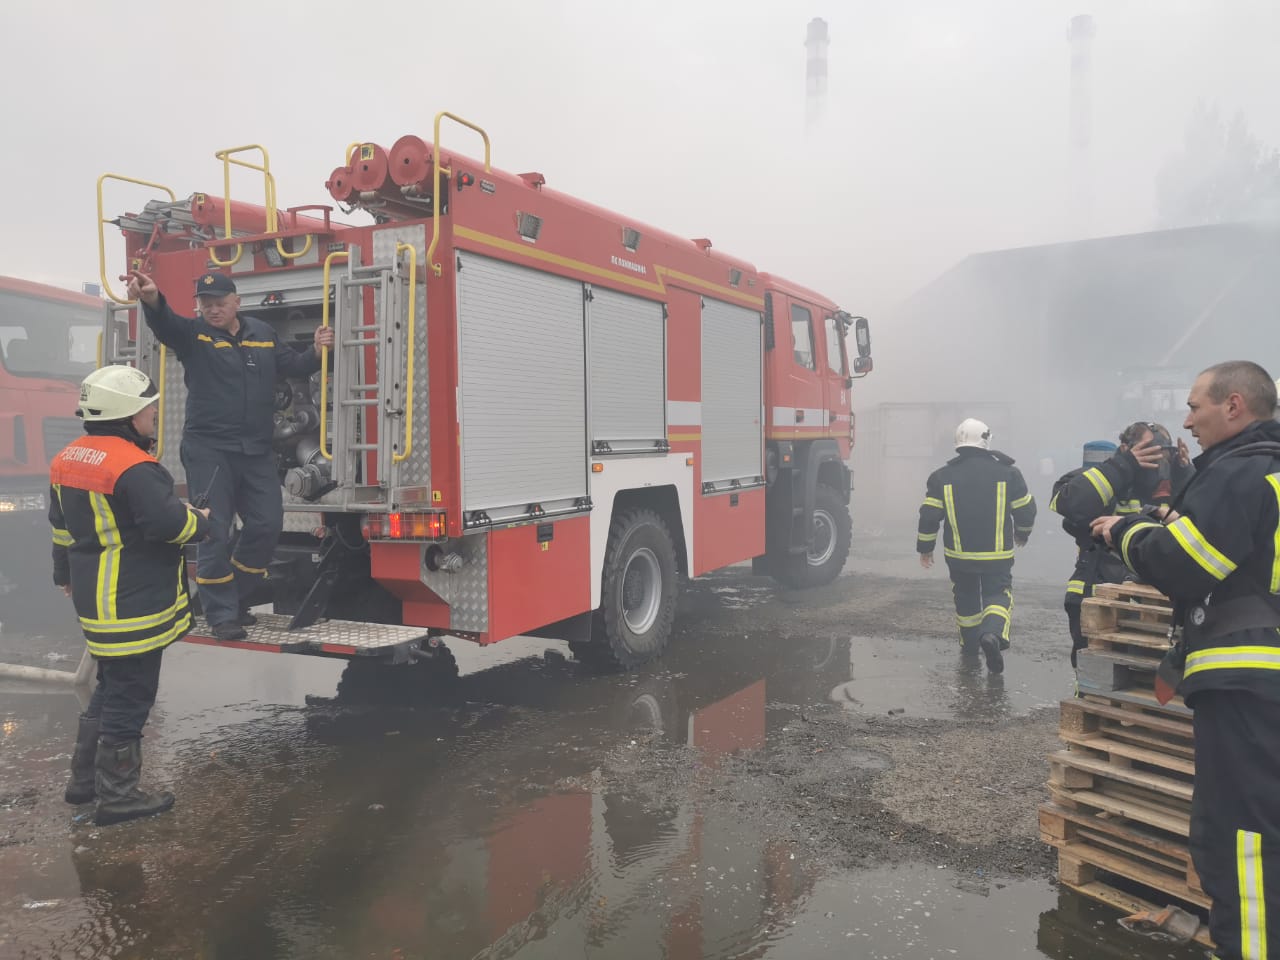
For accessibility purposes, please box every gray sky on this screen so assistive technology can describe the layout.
[3,0,1277,315]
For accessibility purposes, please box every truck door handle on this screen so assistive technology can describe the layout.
[795,409,805,423]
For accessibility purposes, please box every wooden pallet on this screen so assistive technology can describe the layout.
[1046,581,1211,944]
[1061,695,1194,761]
[1041,802,1204,900]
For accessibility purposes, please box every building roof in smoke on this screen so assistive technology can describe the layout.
[894,221,1280,374]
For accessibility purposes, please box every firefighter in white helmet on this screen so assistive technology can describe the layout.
[49,365,211,825]
[916,419,1037,673]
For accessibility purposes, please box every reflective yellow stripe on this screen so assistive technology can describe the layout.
[1238,829,1267,960]
[1186,645,1280,676]
[943,484,962,553]
[1167,516,1237,581]
[1116,499,1142,515]
[995,481,1008,553]
[922,497,944,510]
[85,611,191,657]
[1049,490,1061,513]
[197,333,213,342]
[1267,474,1280,594]
[944,548,1015,561]
[79,594,190,632]
[168,509,198,544]
[956,612,985,628]
[1083,467,1114,504]
[52,528,74,547]
[917,532,938,542]
[196,573,234,585]
[1120,520,1162,568]
[239,340,274,348]
[231,558,268,576]
[89,492,121,621]
[1011,493,1033,509]
[1066,580,1086,595]
[213,341,232,348]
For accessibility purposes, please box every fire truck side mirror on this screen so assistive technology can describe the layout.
[852,316,872,358]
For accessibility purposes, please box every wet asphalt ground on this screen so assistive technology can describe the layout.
[0,539,1207,960]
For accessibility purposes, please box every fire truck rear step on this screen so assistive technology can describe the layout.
[184,614,429,658]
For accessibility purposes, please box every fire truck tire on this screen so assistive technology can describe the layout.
[774,484,851,589]
[592,508,679,670]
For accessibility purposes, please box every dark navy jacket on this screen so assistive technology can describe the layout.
[142,295,321,455]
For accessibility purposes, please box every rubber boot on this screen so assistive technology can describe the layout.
[979,633,1005,675]
[64,714,99,804]
[93,739,175,826]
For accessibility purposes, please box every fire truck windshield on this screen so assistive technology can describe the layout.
[0,289,100,381]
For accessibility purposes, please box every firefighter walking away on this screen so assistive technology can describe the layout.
[917,418,1037,673]
[49,366,211,826]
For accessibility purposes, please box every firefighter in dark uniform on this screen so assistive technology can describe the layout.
[1051,424,1194,666]
[1093,361,1280,960]
[917,418,1037,674]
[126,270,334,640]
[50,366,211,825]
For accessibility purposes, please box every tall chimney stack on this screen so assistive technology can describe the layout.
[1068,14,1096,234]
[805,17,829,132]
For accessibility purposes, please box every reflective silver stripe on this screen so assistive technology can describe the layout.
[168,509,198,544]
[1237,829,1266,960]
[1186,646,1280,676]
[944,549,1015,561]
[1066,580,1086,595]
[995,481,1008,553]
[1268,474,1280,594]
[943,484,962,552]
[1116,499,1142,515]
[956,612,985,627]
[1167,516,1238,581]
[1083,467,1114,504]
[52,528,74,546]
[1120,520,1162,569]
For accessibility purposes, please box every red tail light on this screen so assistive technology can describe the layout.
[362,511,447,542]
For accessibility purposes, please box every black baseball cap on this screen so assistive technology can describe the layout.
[195,272,237,297]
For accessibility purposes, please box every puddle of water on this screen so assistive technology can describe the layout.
[834,635,1067,721]
[0,582,1199,960]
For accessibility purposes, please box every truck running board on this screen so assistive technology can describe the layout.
[183,613,429,658]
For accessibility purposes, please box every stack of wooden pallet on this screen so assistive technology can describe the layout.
[1038,581,1212,948]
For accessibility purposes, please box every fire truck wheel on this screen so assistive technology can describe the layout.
[775,484,852,589]
[594,508,679,670]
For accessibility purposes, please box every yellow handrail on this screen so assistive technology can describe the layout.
[96,173,176,304]
[393,243,418,463]
[275,233,314,261]
[210,144,278,267]
[155,345,168,461]
[427,111,492,277]
[318,249,349,462]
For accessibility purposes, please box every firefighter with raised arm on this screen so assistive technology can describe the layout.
[50,366,211,825]
[1092,361,1280,960]
[126,271,335,641]
[917,419,1037,673]
[1051,423,1193,667]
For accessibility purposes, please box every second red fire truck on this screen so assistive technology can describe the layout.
[98,113,872,671]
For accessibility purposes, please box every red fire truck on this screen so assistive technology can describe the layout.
[0,276,102,625]
[98,114,872,670]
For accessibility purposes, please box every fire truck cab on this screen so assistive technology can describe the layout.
[99,116,872,672]
[0,277,100,623]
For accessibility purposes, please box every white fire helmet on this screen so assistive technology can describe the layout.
[77,365,159,422]
[955,418,992,450]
